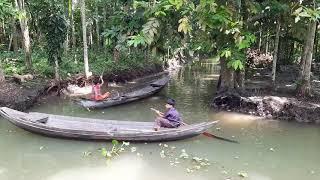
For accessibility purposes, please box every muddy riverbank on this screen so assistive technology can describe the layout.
[212,65,320,123]
[0,65,163,111]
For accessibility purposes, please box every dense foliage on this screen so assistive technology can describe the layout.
[0,0,319,96]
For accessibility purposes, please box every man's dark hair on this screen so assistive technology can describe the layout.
[167,98,175,106]
[93,78,100,85]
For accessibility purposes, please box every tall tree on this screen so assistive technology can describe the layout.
[297,20,317,97]
[15,0,32,71]
[95,3,100,49]
[80,0,90,78]
[11,17,18,52]
[70,0,76,48]
[295,1,319,97]
[272,19,281,86]
[31,0,67,81]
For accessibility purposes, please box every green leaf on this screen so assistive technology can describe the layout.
[112,140,119,145]
[101,148,107,157]
[227,60,244,70]
[295,16,300,23]
[169,0,183,10]
[220,49,231,58]
[178,17,191,34]
[163,5,173,10]
[299,11,311,18]
[294,7,303,15]
[155,11,166,16]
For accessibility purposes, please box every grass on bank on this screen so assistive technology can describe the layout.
[0,49,163,79]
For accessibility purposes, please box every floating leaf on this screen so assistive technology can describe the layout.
[186,168,193,173]
[83,151,92,157]
[112,140,119,146]
[123,141,130,146]
[101,148,107,157]
[238,172,248,178]
[192,157,203,162]
[131,147,137,153]
[106,151,112,158]
[180,149,189,159]
[160,150,166,158]
[194,165,201,170]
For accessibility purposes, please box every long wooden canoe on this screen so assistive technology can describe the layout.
[0,107,218,142]
[78,75,170,109]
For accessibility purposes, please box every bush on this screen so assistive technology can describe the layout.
[0,48,163,79]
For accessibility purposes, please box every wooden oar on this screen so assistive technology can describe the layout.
[150,108,239,144]
[181,122,239,143]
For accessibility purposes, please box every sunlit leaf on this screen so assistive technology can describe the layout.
[178,17,192,34]
[112,140,119,145]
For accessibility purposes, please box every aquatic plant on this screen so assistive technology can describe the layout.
[100,140,130,160]
[158,144,212,173]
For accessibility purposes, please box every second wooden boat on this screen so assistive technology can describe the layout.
[78,75,170,109]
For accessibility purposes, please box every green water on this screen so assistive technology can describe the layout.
[0,62,319,180]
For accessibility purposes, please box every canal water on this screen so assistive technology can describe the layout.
[0,61,319,180]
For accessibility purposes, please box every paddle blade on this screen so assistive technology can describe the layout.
[202,132,239,144]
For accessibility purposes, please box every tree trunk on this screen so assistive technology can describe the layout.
[88,22,93,47]
[80,0,90,79]
[0,67,5,82]
[265,29,269,54]
[2,20,6,39]
[0,21,3,44]
[217,58,235,93]
[54,55,60,81]
[11,18,18,52]
[65,30,69,52]
[16,0,32,71]
[234,70,245,91]
[113,47,120,62]
[258,23,262,51]
[95,5,100,49]
[296,20,317,97]
[314,22,318,60]
[8,35,13,51]
[71,0,76,48]
[272,19,281,87]
[102,7,107,48]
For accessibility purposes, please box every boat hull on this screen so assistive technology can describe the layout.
[79,76,170,109]
[0,107,217,142]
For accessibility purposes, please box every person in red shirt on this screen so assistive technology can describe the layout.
[91,76,110,101]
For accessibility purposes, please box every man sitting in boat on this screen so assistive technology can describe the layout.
[153,98,181,131]
[91,76,111,101]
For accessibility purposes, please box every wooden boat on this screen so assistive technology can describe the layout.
[0,107,218,142]
[79,75,170,109]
